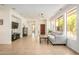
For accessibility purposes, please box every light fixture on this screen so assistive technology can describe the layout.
[41,13,43,16]
[12,8,16,10]
[40,12,44,18]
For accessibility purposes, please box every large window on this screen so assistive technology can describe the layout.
[67,8,76,39]
[56,16,64,32]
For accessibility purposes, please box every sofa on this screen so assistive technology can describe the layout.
[48,32,66,45]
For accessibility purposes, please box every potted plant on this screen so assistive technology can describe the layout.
[48,29,52,34]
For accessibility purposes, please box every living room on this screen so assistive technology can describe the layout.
[0,4,79,55]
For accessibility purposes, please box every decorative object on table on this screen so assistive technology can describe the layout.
[48,29,52,34]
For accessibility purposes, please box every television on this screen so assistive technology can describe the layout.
[12,22,19,29]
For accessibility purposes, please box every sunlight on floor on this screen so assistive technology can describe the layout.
[0,36,77,55]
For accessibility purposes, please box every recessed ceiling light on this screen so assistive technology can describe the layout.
[12,8,16,10]
[41,13,43,16]
[59,8,62,11]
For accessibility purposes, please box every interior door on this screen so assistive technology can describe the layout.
[40,24,45,35]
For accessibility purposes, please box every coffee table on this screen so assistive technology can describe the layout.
[39,35,49,44]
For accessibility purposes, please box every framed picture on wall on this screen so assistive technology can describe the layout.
[0,19,3,25]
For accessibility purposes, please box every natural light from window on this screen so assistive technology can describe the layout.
[56,16,64,33]
[67,8,77,40]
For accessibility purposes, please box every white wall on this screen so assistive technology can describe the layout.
[65,5,79,53]
[71,5,79,53]
[0,6,11,44]
[50,5,79,53]
[10,9,27,38]
[27,19,47,36]
[50,20,56,32]
[0,5,27,44]
[46,20,50,34]
[27,20,33,36]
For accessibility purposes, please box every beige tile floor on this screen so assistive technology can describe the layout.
[0,36,78,55]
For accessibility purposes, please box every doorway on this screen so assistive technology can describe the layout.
[32,24,35,38]
[40,24,45,35]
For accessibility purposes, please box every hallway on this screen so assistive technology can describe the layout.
[0,36,77,55]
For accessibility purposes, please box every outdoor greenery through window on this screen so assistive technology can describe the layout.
[56,16,64,32]
[67,8,77,40]
[67,8,76,35]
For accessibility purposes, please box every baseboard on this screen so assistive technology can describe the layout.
[48,39,79,54]
[66,45,79,55]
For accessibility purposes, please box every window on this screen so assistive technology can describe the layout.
[67,8,76,39]
[56,16,64,32]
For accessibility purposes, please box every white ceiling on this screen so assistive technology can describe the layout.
[6,4,66,19]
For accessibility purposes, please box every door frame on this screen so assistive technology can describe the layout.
[40,24,45,35]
